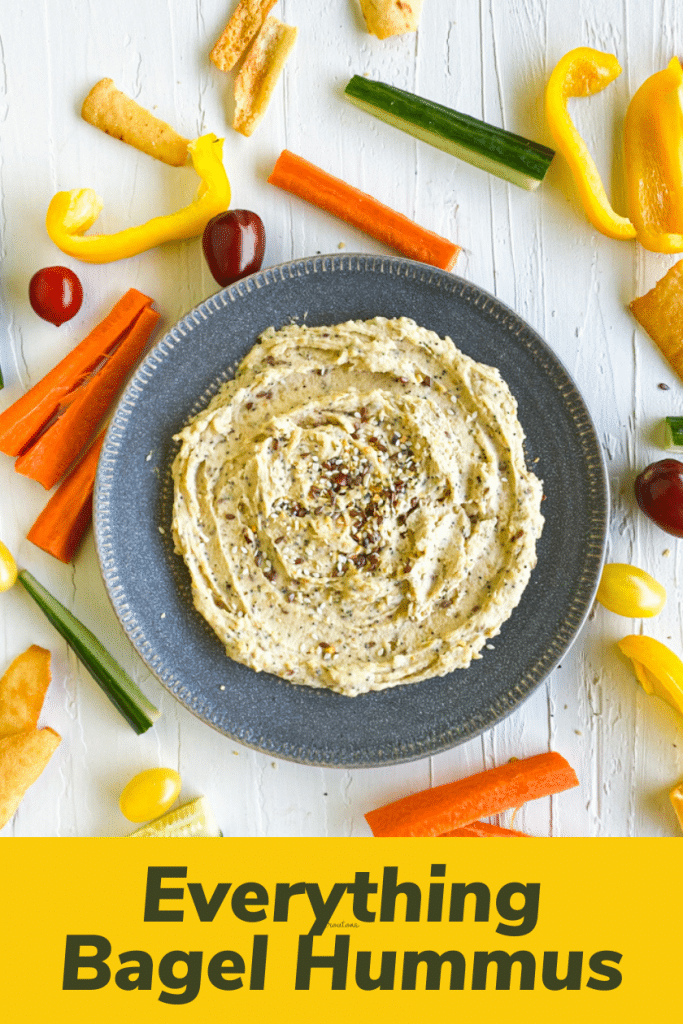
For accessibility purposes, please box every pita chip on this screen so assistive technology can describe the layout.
[210,0,278,72]
[0,646,51,738]
[82,79,189,166]
[359,0,424,40]
[0,728,61,829]
[233,17,297,137]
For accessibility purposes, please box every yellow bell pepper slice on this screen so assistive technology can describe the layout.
[46,134,231,264]
[624,56,683,253]
[546,47,636,241]
[617,634,683,717]
[670,781,683,833]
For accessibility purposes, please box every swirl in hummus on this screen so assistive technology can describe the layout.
[172,317,544,696]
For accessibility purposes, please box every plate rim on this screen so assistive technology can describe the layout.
[93,253,609,767]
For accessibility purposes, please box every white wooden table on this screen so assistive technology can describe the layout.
[1,1,681,837]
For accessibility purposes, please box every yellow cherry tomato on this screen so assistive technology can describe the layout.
[596,563,666,617]
[0,540,18,593]
[119,767,182,823]
[617,634,683,717]
[670,781,683,834]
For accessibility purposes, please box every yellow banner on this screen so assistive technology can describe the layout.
[0,838,679,1021]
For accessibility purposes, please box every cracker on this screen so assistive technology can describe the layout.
[0,646,51,738]
[359,0,424,39]
[630,260,683,379]
[81,78,189,166]
[233,17,297,137]
[0,728,61,829]
[210,0,278,72]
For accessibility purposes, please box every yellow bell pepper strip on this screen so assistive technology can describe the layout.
[617,634,683,718]
[545,47,636,241]
[670,780,683,833]
[45,134,230,264]
[624,57,683,253]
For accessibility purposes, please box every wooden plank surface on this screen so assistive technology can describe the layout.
[0,0,681,837]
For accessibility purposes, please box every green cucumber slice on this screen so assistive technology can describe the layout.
[344,75,555,190]
[664,416,683,451]
[18,569,160,734]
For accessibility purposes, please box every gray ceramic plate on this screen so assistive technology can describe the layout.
[94,254,607,767]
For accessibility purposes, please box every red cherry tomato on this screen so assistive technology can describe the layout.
[635,458,683,537]
[202,210,265,287]
[29,266,83,326]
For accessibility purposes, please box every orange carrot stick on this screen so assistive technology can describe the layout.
[441,820,531,837]
[365,751,578,837]
[27,430,106,562]
[268,149,460,271]
[0,288,152,457]
[15,305,158,489]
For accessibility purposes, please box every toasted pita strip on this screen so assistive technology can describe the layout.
[81,78,189,166]
[630,260,683,379]
[210,0,278,72]
[0,646,51,738]
[233,17,297,137]
[359,0,424,39]
[0,728,61,829]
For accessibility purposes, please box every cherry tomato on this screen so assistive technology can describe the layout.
[671,782,683,834]
[119,767,182,823]
[0,540,17,593]
[29,265,83,326]
[596,563,666,617]
[635,458,683,537]
[202,210,265,286]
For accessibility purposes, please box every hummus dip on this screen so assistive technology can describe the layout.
[172,317,544,696]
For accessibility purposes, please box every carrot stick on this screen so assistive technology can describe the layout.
[15,305,158,489]
[26,430,106,562]
[0,288,152,457]
[441,820,531,837]
[268,149,460,271]
[364,751,578,837]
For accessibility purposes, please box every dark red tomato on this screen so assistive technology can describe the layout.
[29,266,83,326]
[202,210,265,287]
[635,459,683,537]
